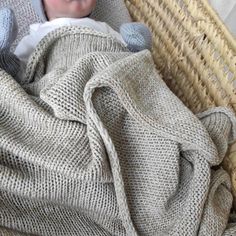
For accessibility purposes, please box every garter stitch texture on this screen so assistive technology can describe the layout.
[0,26,236,235]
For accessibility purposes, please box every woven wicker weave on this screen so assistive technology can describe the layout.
[125,0,236,113]
[125,0,236,208]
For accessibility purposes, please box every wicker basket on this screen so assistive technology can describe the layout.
[125,0,236,206]
[125,0,236,112]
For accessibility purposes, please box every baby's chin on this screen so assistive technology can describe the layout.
[47,8,93,20]
[49,12,91,20]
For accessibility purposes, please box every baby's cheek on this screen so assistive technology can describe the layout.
[44,0,62,9]
[45,0,57,5]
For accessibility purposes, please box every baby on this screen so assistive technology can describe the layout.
[0,0,152,79]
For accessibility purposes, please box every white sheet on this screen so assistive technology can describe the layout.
[209,0,236,37]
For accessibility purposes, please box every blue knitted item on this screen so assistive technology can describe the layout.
[0,8,18,50]
[120,22,152,52]
[0,8,20,78]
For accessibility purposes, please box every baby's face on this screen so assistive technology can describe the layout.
[43,0,97,20]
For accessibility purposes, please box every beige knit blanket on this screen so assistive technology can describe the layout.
[0,27,236,236]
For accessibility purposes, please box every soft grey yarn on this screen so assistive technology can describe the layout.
[0,0,42,50]
[91,0,132,31]
[0,26,236,235]
[0,49,21,78]
[30,0,47,22]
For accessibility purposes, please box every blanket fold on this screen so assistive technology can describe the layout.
[0,26,236,236]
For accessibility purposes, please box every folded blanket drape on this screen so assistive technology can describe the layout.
[0,27,236,236]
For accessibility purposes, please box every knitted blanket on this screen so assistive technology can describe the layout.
[0,27,236,236]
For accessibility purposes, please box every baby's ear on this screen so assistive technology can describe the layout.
[31,0,48,22]
[120,23,152,52]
